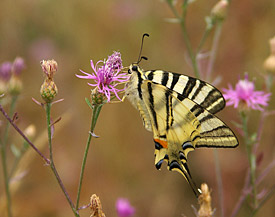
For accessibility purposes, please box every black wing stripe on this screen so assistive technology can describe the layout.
[147,82,159,130]
[170,74,180,90]
[137,70,143,100]
[191,81,206,101]
[200,89,225,113]
[182,77,196,97]
[147,70,155,81]
[161,72,169,86]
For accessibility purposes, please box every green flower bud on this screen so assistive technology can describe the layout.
[40,60,58,103]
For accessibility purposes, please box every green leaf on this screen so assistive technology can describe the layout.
[85,97,93,109]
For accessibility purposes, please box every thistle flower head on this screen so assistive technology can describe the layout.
[12,57,25,76]
[76,51,129,102]
[116,198,135,217]
[40,59,58,103]
[0,61,13,81]
[223,74,271,111]
[41,59,58,80]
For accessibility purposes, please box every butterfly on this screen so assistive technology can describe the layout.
[124,34,239,197]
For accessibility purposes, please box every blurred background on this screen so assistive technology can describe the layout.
[0,0,275,216]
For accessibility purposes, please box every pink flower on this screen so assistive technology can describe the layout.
[223,75,271,111]
[76,51,129,102]
[116,198,135,217]
[0,61,12,81]
[12,57,25,76]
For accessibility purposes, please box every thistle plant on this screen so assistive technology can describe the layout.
[0,52,130,217]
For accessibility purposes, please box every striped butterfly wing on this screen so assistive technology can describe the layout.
[144,70,225,114]
[140,79,238,196]
[125,65,238,196]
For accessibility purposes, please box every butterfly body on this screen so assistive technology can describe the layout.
[125,64,238,196]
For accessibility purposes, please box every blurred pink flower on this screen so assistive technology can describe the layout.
[116,198,135,217]
[76,51,129,102]
[0,61,12,81]
[223,75,271,111]
[12,57,25,76]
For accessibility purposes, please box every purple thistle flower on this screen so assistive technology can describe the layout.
[12,57,25,76]
[76,51,129,102]
[223,74,271,111]
[0,61,13,81]
[116,198,135,217]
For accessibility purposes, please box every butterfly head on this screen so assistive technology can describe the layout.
[128,63,140,74]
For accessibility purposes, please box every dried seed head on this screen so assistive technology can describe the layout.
[41,59,58,80]
[198,183,213,217]
[90,194,106,217]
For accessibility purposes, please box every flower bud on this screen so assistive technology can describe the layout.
[91,88,105,105]
[24,124,36,140]
[211,0,228,21]
[8,75,23,95]
[40,60,58,103]
[263,36,275,74]
[40,80,58,103]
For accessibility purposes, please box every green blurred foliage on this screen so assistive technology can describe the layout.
[0,0,275,216]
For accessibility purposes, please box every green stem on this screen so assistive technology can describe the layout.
[76,104,102,209]
[166,0,200,78]
[241,112,258,208]
[0,95,18,217]
[196,27,212,54]
[45,103,79,217]
[206,21,223,81]
[9,141,29,179]
[213,150,224,217]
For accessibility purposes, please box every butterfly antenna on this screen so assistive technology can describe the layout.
[137,33,149,64]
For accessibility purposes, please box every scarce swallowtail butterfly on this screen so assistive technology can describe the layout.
[124,34,238,197]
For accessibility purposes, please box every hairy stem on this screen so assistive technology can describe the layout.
[76,104,102,209]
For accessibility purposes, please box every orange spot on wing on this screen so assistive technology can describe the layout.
[154,138,168,149]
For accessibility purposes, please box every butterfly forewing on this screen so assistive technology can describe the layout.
[144,70,225,114]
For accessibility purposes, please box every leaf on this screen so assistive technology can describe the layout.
[85,97,93,109]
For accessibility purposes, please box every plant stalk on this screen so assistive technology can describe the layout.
[76,104,102,209]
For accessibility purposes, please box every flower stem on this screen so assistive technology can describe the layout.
[45,103,79,217]
[206,21,223,81]
[0,95,18,217]
[213,149,224,217]
[166,0,200,78]
[76,104,102,209]
[240,111,258,208]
